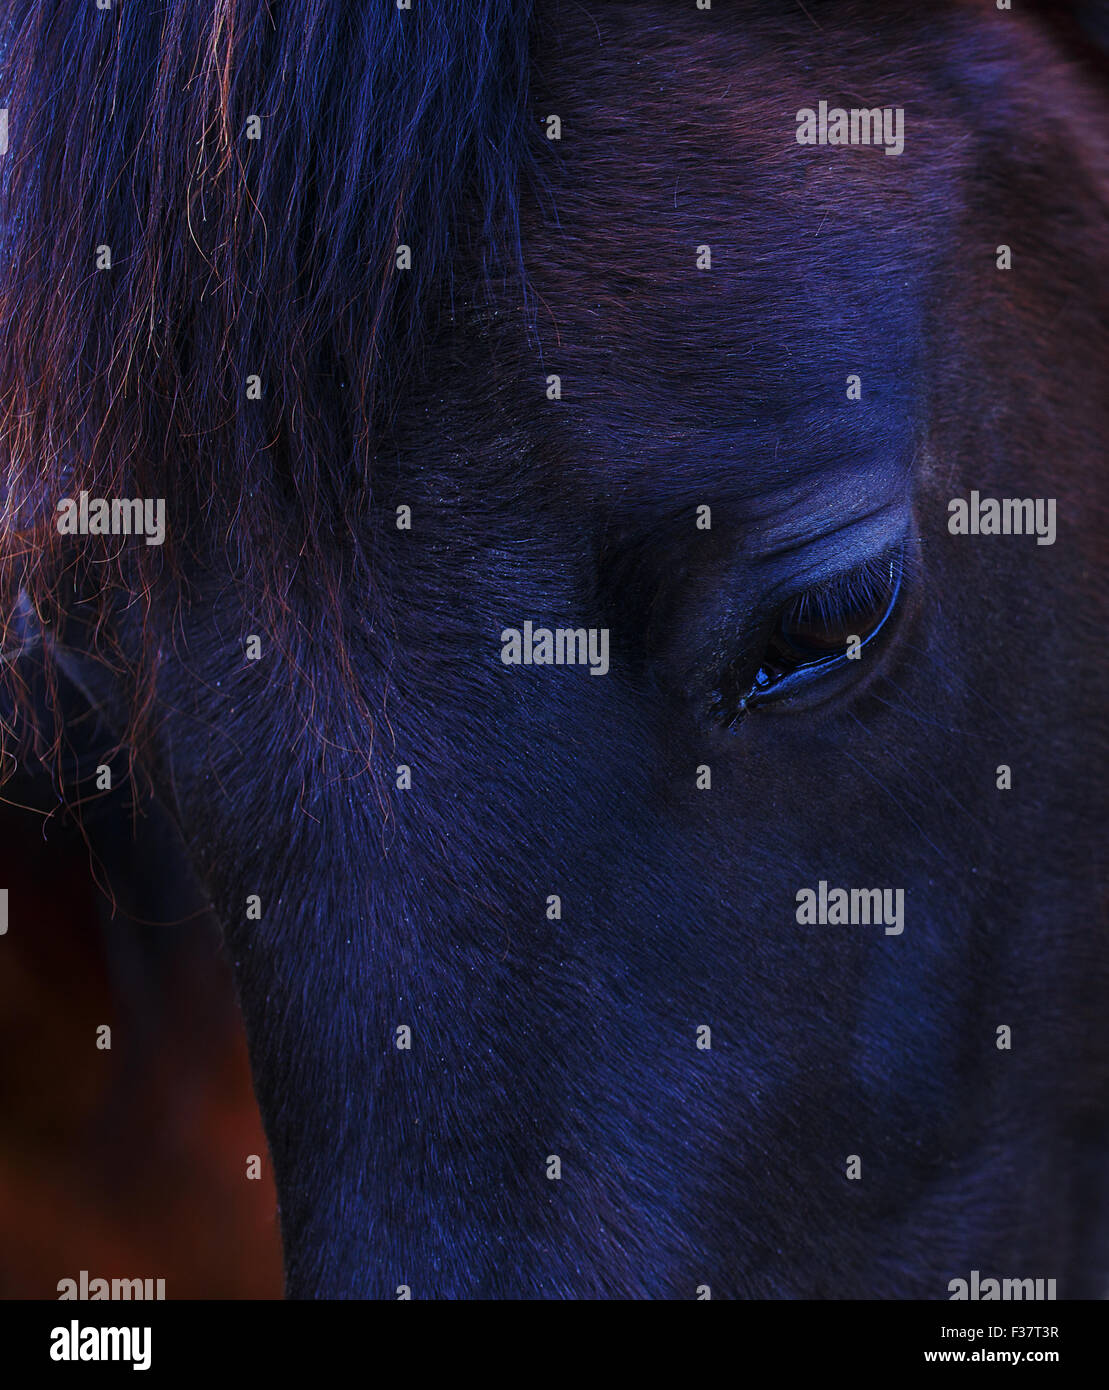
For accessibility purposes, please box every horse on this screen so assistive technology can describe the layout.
[0,0,1106,1298]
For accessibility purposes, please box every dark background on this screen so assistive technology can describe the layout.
[0,792,283,1299]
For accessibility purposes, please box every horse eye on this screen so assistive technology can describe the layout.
[739,547,904,712]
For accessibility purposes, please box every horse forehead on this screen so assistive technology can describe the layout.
[527,0,964,242]
[520,5,961,467]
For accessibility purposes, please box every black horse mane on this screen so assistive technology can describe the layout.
[0,0,535,771]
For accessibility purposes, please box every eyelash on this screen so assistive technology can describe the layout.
[786,550,903,633]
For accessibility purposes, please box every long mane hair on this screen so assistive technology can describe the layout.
[0,0,535,776]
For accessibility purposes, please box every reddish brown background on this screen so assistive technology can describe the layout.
[0,803,283,1299]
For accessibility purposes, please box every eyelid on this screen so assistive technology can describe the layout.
[754,504,914,606]
[753,483,912,562]
[747,514,912,629]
